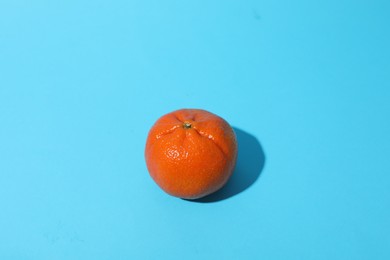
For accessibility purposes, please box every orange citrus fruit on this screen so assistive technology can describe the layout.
[145,109,238,199]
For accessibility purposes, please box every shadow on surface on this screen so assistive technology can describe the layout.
[190,127,265,203]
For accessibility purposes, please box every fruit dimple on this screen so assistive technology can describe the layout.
[166,147,180,159]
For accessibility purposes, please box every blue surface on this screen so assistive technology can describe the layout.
[1,0,390,259]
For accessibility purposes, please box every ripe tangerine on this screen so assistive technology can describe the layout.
[145,109,237,199]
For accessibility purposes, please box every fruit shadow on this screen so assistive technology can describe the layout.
[189,127,265,203]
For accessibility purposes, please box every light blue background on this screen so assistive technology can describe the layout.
[1,0,389,259]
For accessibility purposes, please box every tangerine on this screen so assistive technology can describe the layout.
[145,109,238,199]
